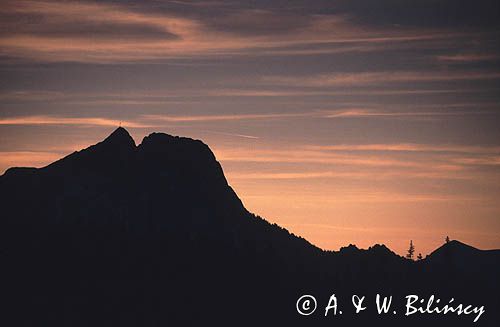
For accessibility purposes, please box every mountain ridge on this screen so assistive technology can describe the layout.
[1,127,496,257]
[1,127,499,326]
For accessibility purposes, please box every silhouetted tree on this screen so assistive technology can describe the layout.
[445,236,450,243]
[406,240,415,260]
[417,253,423,260]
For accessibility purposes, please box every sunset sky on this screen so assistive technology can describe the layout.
[1,0,500,255]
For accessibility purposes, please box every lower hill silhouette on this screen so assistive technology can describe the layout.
[1,127,499,326]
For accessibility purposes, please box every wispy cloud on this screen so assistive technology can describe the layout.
[2,87,496,113]
[450,156,500,167]
[307,143,500,154]
[0,0,477,63]
[0,0,227,62]
[226,170,472,181]
[0,90,66,101]
[0,113,298,128]
[0,107,494,130]
[436,54,500,63]
[323,109,494,119]
[216,143,500,176]
[143,112,310,122]
[217,148,445,169]
[0,115,150,128]
[263,71,500,87]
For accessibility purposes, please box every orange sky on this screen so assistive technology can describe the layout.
[1,0,499,256]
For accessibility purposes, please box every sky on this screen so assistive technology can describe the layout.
[1,0,500,256]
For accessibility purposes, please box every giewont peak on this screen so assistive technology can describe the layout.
[102,127,136,149]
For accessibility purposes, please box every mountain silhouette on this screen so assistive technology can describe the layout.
[425,240,500,278]
[1,128,499,326]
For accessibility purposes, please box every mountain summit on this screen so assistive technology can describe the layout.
[1,128,499,326]
[102,126,136,147]
[426,239,500,274]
